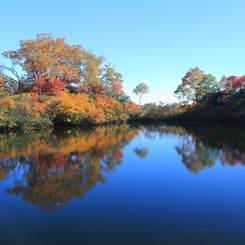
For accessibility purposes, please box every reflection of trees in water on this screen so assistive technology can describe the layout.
[176,124,245,171]
[219,151,245,166]
[2,123,245,210]
[132,123,245,173]
[133,147,149,159]
[0,125,138,212]
[170,124,245,172]
[175,136,219,173]
[132,125,149,159]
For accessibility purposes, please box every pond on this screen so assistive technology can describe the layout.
[1,123,245,245]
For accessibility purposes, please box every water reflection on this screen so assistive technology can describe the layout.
[133,147,149,159]
[1,124,245,211]
[175,136,218,173]
[174,124,245,172]
[0,125,139,211]
[130,123,245,172]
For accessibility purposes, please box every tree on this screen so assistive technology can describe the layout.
[174,67,204,104]
[97,63,129,102]
[219,75,232,92]
[217,75,245,103]
[1,33,85,93]
[228,75,245,90]
[195,74,219,103]
[79,51,105,86]
[0,71,12,94]
[32,75,67,95]
[101,63,123,91]
[0,33,126,98]
[133,82,149,105]
[0,62,30,94]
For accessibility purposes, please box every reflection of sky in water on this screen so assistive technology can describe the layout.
[70,155,77,161]
[1,158,29,189]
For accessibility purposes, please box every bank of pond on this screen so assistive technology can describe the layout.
[0,92,139,130]
[1,90,245,131]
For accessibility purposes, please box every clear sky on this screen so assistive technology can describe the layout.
[1,0,245,104]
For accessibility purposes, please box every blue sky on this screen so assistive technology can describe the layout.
[1,0,245,104]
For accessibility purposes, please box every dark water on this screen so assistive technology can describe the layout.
[1,124,245,245]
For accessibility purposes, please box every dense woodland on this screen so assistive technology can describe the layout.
[1,34,245,129]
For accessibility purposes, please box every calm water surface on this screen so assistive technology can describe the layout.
[1,124,245,245]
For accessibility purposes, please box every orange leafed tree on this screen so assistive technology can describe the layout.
[2,33,85,93]
[1,33,128,99]
[3,33,85,82]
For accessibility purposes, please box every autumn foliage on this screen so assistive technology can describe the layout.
[32,75,67,95]
[0,91,139,129]
[227,75,245,90]
[0,33,140,128]
[0,33,126,99]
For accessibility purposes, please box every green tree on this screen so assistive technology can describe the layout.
[196,74,219,103]
[133,82,149,105]
[100,63,130,102]
[174,67,204,104]
[101,63,123,90]
[109,92,131,103]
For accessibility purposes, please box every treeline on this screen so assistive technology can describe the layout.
[1,34,243,126]
[132,67,245,123]
[0,33,139,129]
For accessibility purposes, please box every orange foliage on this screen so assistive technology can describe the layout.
[123,102,140,112]
[0,91,139,128]
[55,92,138,124]
[3,33,84,84]
[0,98,14,110]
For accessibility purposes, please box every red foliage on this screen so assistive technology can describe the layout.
[227,76,237,83]
[32,75,67,95]
[77,83,106,96]
[227,75,245,90]
[77,85,89,93]
[232,76,245,89]
[111,80,123,93]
